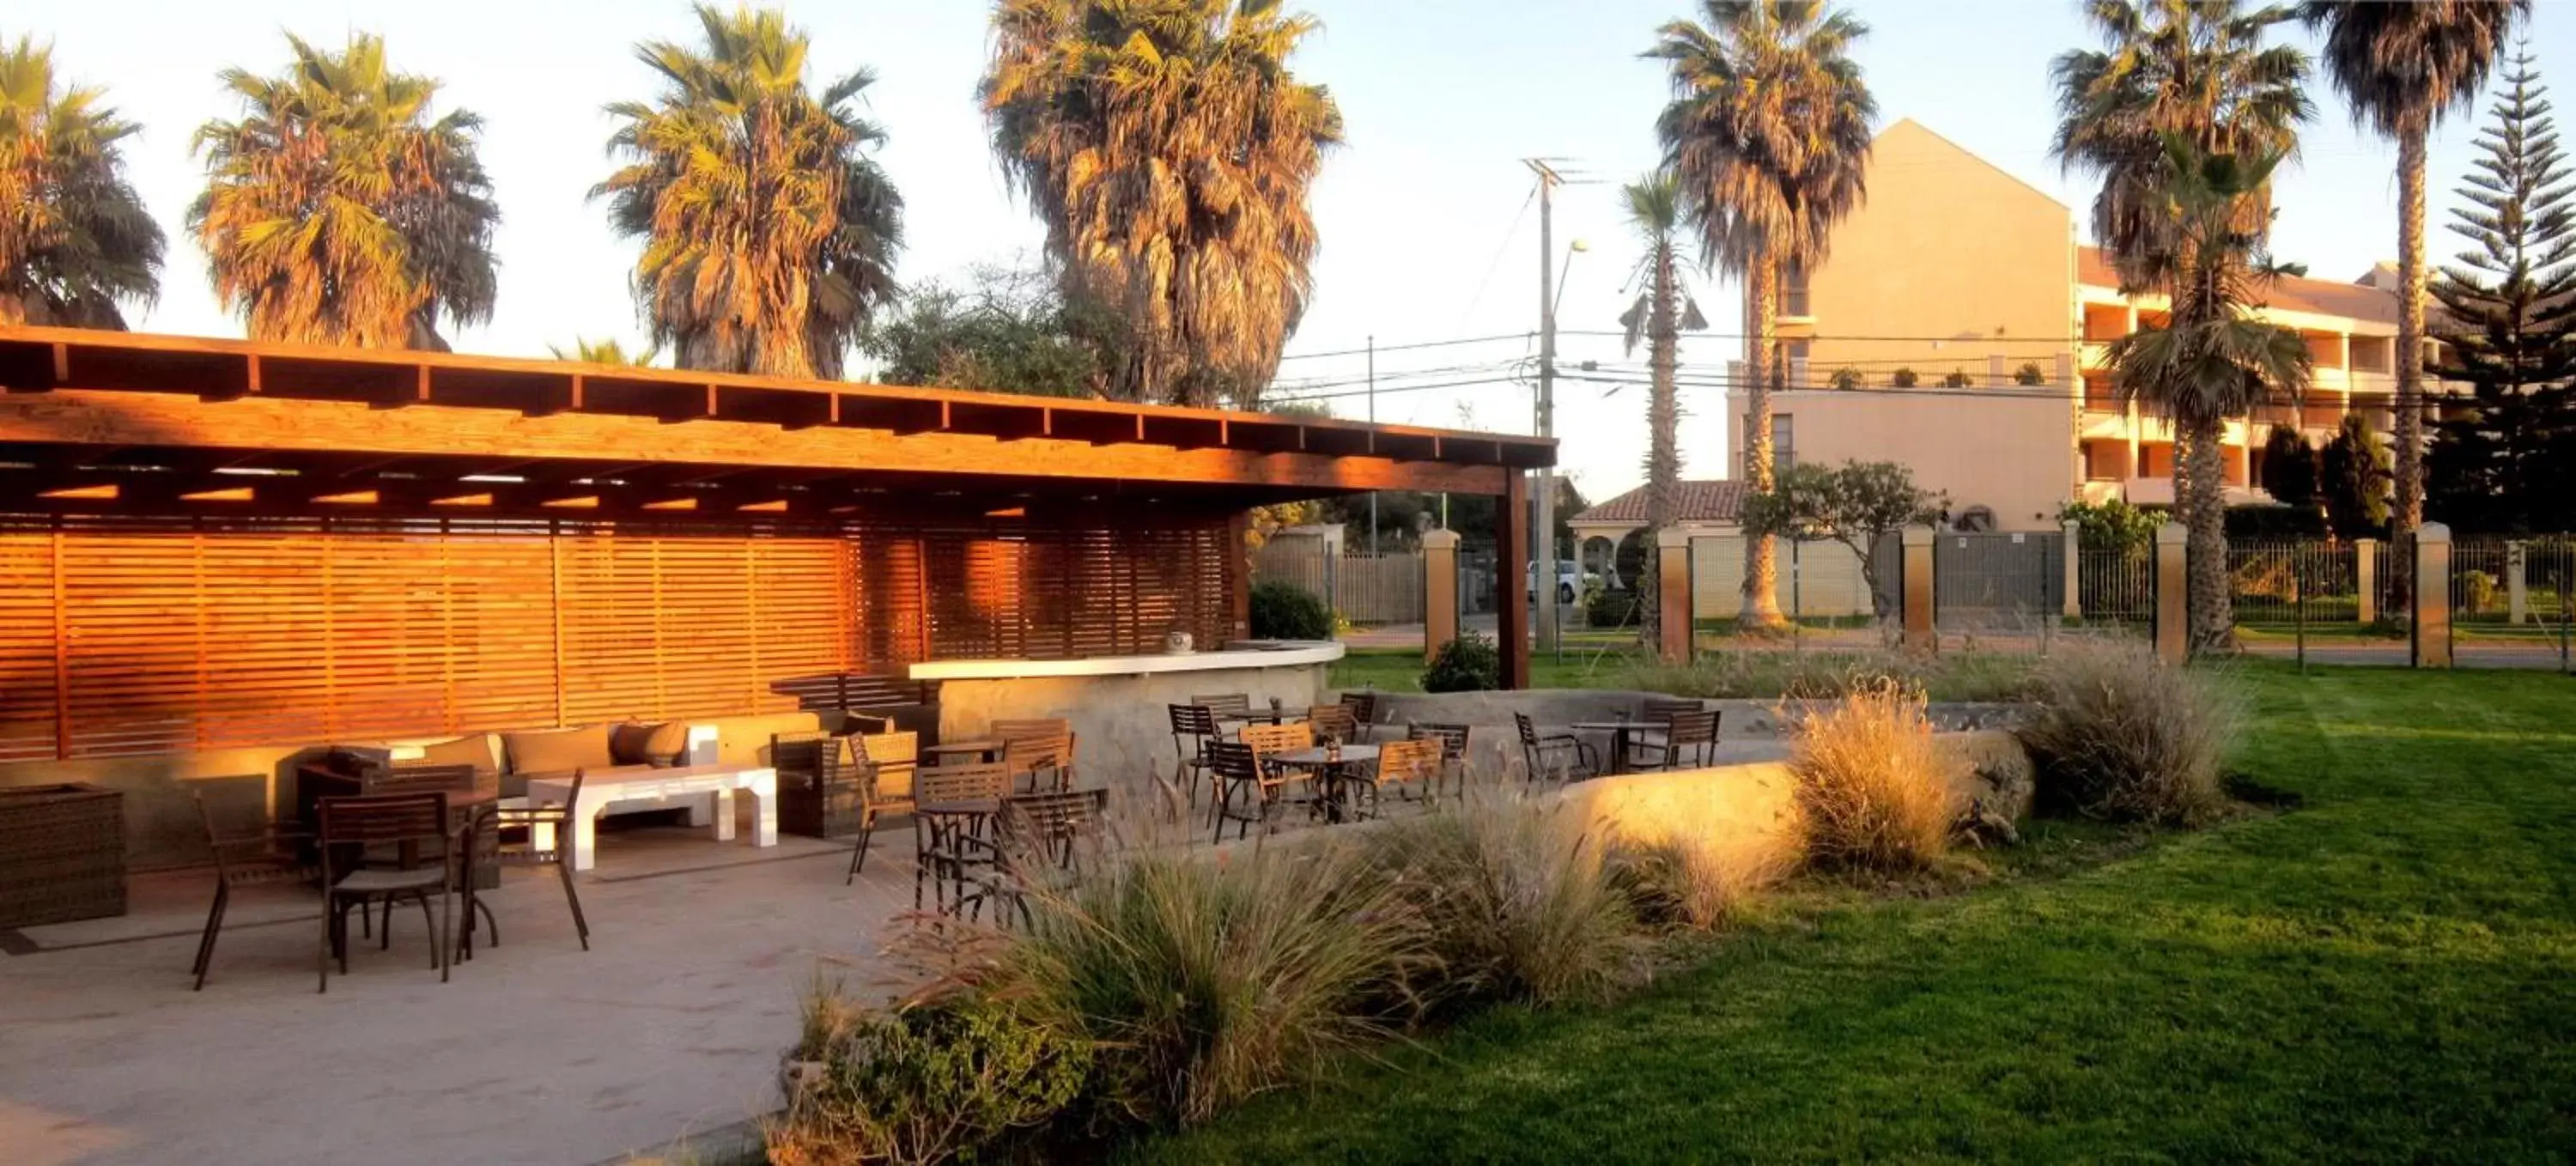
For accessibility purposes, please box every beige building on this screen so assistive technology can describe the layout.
[1723,118,2448,532]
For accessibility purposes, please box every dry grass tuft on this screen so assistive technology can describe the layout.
[1789,683,1966,873]
[1609,828,1796,932]
[1362,797,1641,1008]
[2017,641,2240,826]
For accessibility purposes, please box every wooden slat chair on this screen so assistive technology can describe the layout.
[1631,708,1722,771]
[1354,736,1441,819]
[963,788,1112,927]
[1514,713,1599,784]
[1206,741,1289,844]
[1236,722,1318,831]
[1338,690,1382,743]
[1306,704,1360,746]
[316,793,454,993]
[1193,693,1254,721]
[911,761,1012,914]
[470,768,590,957]
[993,719,1077,793]
[844,731,917,884]
[190,791,316,991]
[1407,722,1473,801]
[1169,703,1223,820]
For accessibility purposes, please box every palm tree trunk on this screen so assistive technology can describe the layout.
[2391,123,2429,614]
[1739,258,1787,630]
[2184,416,2234,653]
[1643,244,1681,658]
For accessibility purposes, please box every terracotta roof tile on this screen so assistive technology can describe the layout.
[1571,479,1745,526]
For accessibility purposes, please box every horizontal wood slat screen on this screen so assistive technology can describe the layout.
[0,513,1238,760]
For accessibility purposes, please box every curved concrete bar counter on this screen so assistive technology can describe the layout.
[910,641,1346,801]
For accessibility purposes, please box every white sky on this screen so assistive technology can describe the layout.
[25,0,2568,502]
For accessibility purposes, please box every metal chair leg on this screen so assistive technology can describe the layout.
[191,881,228,991]
[556,856,590,950]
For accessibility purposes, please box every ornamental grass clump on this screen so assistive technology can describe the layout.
[999,842,1428,1129]
[1607,828,1795,932]
[1363,799,1639,1008]
[2017,641,2239,826]
[1789,683,1965,873]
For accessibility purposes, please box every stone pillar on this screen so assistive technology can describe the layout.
[1900,525,1935,653]
[2354,538,2378,625]
[2154,522,2188,665]
[2508,540,2529,625]
[2414,523,2452,669]
[2061,519,2083,619]
[1421,527,1460,665]
[1656,526,1692,664]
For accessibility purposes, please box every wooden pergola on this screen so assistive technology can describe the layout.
[0,327,1546,762]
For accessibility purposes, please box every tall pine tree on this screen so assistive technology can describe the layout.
[2428,46,2576,533]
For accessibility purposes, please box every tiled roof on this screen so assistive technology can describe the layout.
[1571,479,1745,526]
[2078,246,2402,325]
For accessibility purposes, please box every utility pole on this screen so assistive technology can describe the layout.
[1366,335,1377,552]
[1527,158,1563,660]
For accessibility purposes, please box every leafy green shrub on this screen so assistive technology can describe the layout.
[1003,847,1427,1128]
[1829,366,1863,391]
[771,990,1090,1166]
[2224,503,2329,540]
[1789,683,1965,873]
[1422,633,1502,692]
[1249,579,1333,641]
[2016,641,2239,826]
[2461,569,2500,615]
[1364,802,1638,1007]
[2059,497,2162,554]
[1941,368,1975,388]
[1889,367,1920,388]
[1585,586,1641,629]
[2014,361,2048,386]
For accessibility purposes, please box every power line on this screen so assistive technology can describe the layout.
[1275,331,1533,362]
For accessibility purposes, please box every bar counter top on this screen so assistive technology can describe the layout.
[906,641,1344,682]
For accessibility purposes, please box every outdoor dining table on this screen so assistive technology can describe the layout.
[1570,720,1657,776]
[922,739,1005,764]
[1267,744,1380,824]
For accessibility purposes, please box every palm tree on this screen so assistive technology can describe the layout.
[981,0,1343,408]
[2103,137,2313,653]
[190,33,497,350]
[1618,171,1708,657]
[549,337,661,367]
[2051,1,2312,293]
[1649,0,1875,632]
[2301,1,2524,574]
[596,5,903,380]
[0,39,162,329]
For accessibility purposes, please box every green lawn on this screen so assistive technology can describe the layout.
[1329,646,1649,693]
[1132,664,2576,1163]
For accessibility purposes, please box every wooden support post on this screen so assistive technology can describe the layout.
[1901,525,1935,653]
[2061,519,2082,620]
[2154,522,2188,665]
[1656,525,1692,664]
[1227,513,1255,643]
[2355,538,2378,625]
[1421,528,1461,665]
[1498,471,1532,689]
[2414,523,2452,669]
[2507,540,2528,625]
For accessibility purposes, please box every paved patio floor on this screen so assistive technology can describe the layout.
[0,815,914,1166]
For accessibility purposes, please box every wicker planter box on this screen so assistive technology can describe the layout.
[0,783,126,928]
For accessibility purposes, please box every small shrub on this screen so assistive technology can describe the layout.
[1829,366,1863,391]
[2462,569,2500,615]
[1422,632,1502,692]
[1002,845,1425,1128]
[1607,830,1792,932]
[2014,361,2047,386]
[1364,800,1638,1007]
[1249,579,1333,641]
[771,990,1090,1166]
[1889,367,1920,388]
[2016,641,2239,825]
[1941,368,1975,388]
[1585,586,1641,629]
[1789,683,1965,873]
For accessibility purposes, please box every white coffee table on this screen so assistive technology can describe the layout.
[526,763,779,872]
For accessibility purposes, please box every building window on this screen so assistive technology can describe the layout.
[1782,261,1810,318]
[1770,415,1795,475]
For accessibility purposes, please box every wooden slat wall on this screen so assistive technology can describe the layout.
[0,511,1236,759]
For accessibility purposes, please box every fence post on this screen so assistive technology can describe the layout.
[2507,540,2528,625]
[2354,538,2378,625]
[2154,522,2188,665]
[1421,529,1460,665]
[1901,525,1935,653]
[2061,519,2082,620]
[2413,523,2453,669]
[1656,526,1692,665]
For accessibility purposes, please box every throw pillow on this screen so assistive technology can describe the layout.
[503,726,615,775]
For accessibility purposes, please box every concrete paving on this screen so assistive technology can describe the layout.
[0,817,916,1166]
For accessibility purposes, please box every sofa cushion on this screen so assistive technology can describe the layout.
[502,726,615,776]
[415,735,499,776]
[610,720,690,768]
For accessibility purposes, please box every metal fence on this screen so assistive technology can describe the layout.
[1932,531,2062,632]
[2076,548,2154,627]
[2227,540,2360,628]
